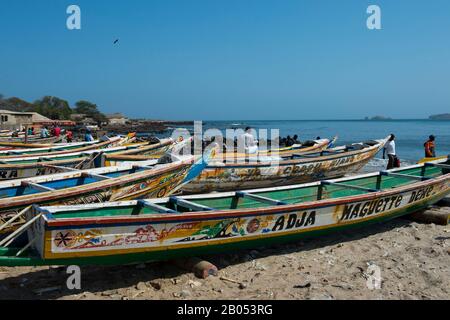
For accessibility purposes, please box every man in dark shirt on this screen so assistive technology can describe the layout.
[424,135,436,158]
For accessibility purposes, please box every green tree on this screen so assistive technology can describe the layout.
[32,96,73,120]
[0,96,33,112]
[74,100,108,125]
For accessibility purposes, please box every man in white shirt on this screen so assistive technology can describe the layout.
[40,127,49,138]
[383,134,396,169]
[240,127,259,154]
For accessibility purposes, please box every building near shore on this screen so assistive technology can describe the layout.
[0,110,75,130]
[106,113,129,125]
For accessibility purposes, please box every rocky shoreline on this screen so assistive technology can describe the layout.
[103,120,194,135]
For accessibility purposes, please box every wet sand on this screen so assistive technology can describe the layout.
[0,201,448,300]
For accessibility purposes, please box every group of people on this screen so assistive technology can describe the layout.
[235,128,312,154]
[238,129,439,171]
[39,125,74,142]
[383,134,437,170]
[10,125,94,144]
[280,135,301,147]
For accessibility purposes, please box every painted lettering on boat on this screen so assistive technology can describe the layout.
[340,195,403,221]
[0,170,18,179]
[408,186,434,203]
[272,211,316,232]
[340,185,437,222]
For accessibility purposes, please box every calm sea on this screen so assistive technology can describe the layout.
[156,119,449,169]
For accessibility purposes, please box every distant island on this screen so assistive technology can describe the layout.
[364,116,392,121]
[429,113,450,120]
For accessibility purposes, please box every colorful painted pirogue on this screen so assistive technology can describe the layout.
[216,137,336,160]
[0,135,136,158]
[0,138,185,180]
[182,138,387,193]
[0,140,106,152]
[0,158,447,266]
[0,135,65,144]
[0,152,212,237]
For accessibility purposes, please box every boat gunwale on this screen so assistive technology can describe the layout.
[0,137,125,160]
[0,142,161,168]
[0,159,159,189]
[0,140,101,154]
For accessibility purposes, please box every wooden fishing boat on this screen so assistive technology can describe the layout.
[103,137,194,166]
[418,155,448,164]
[0,131,42,138]
[0,140,101,152]
[0,150,212,237]
[181,138,388,193]
[0,157,447,267]
[0,138,182,180]
[0,135,136,159]
[0,135,65,144]
[214,137,336,160]
[0,132,137,150]
[0,147,126,180]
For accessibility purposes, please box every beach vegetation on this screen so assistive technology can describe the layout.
[0,94,108,123]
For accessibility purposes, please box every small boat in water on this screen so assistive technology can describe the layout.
[0,157,447,266]
[0,135,65,144]
[182,138,387,193]
[418,155,448,164]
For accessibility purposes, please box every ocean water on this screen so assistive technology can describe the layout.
[158,120,449,170]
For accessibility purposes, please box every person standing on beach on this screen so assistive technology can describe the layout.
[84,129,94,142]
[54,125,61,137]
[383,134,397,170]
[40,126,49,138]
[239,127,258,154]
[285,135,294,147]
[424,135,436,158]
[292,135,301,145]
[66,130,73,143]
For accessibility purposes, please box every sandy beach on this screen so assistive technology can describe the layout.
[0,200,448,300]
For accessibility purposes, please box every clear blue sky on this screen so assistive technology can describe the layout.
[1,0,449,120]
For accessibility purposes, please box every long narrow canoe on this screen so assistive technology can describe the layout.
[0,139,179,180]
[0,135,65,144]
[418,155,448,164]
[103,137,195,166]
[0,132,137,150]
[182,138,388,193]
[0,153,210,237]
[1,157,447,266]
[0,140,102,152]
[216,137,335,160]
[0,135,136,159]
